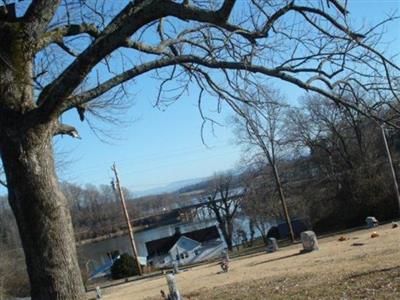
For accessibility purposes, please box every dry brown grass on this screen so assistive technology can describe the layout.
[90,224,400,300]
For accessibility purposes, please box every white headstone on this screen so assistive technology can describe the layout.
[166,274,181,300]
[266,237,279,253]
[95,286,102,299]
[300,231,319,252]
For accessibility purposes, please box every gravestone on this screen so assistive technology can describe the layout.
[266,237,279,253]
[365,216,379,228]
[95,286,102,299]
[300,231,319,252]
[166,274,181,300]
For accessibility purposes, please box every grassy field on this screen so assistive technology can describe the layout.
[90,223,400,299]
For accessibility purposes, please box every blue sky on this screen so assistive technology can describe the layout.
[55,75,245,194]
[1,0,399,196]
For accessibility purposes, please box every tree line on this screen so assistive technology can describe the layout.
[197,89,400,251]
[0,0,399,298]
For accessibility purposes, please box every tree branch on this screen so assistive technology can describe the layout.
[31,0,398,130]
[54,123,81,139]
[0,178,7,188]
[292,5,365,41]
[63,56,194,111]
[55,42,78,57]
[123,36,189,56]
[36,0,165,119]
[217,0,236,21]
[23,0,61,37]
[64,53,395,124]
[38,23,100,50]
[327,0,349,16]
[161,1,258,43]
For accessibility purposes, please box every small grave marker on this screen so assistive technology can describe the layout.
[166,274,181,300]
[95,286,102,299]
[266,237,279,253]
[300,231,319,252]
[365,216,379,228]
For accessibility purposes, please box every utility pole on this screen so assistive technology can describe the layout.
[380,125,400,215]
[111,163,142,276]
[271,163,295,243]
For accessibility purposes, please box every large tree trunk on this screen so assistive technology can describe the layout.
[0,21,85,299]
[0,127,86,299]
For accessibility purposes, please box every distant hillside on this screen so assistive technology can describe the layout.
[177,171,244,194]
[134,177,209,197]
[177,178,213,194]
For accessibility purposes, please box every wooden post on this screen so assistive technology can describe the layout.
[381,125,400,215]
[166,274,181,300]
[271,164,295,243]
[111,163,142,276]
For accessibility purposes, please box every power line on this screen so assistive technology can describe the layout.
[64,148,239,187]
[63,141,234,178]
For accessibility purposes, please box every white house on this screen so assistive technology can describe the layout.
[148,234,225,268]
[169,236,201,262]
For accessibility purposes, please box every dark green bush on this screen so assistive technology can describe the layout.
[110,253,137,279]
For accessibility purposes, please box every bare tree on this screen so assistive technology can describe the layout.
[0,0,398,298]
[232,86,296,241]
[204,173,242,251]
[61,182,135,240]
[242,181,282,245]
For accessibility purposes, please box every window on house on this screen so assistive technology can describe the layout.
[184,252,189,258]
[176,254,180,260]
[180,253,185,259]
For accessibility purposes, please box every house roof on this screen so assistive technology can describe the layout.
[146,226,220,257]
[169,236,200,254]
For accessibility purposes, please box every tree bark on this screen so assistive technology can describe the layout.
[226,220,233,249]
[0,127,85,300]
[218,220,233,251]
[0,21,85,299]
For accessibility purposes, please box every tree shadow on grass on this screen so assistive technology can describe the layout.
[346,266,400,280]
[249,251,306,267]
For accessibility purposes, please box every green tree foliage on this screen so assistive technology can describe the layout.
[110,254,137,280]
